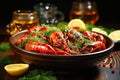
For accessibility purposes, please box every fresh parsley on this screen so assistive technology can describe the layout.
[0,56,13,66]
[0,43,11,52]
[19,69,57,80]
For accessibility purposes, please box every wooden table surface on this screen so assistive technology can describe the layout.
[0,50,120,80]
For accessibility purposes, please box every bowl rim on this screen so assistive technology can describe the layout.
[9,30,115,57]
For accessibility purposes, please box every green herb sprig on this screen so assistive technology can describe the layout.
[19,69,57,80]
[0,43,11,52]
[0,56,13,66]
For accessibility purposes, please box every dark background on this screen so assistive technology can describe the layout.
[0,0,120,26]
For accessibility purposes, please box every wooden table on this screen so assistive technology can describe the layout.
[0,50,120,80]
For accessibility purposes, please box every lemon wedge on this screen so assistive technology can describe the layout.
[4,63,29,76]
[92,27,108,36]
[108,30,120,41]
[67,19,86,31]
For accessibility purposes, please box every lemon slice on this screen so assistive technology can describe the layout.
[67,19,86,31]
[92,27,108,36]
[108,30,120,41]
[4,63,29,76]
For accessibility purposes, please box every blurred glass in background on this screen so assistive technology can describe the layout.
[6,10,39,35]
[69,1,99,25]
[33,3,64,25]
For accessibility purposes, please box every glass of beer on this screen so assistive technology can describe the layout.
[69,1,99,25]
[6,10,40,35]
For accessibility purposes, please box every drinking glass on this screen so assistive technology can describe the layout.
[6,10,39,35]
[34,3,64,25]
[69,1,99,25]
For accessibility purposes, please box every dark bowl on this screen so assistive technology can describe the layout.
[9,30,114,70]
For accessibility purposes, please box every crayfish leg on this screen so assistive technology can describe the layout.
[54,48,71,55]
[38,44,56,54]
[25,41,56,54]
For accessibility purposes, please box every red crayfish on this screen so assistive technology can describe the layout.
[79,30,106,53]
[17,26,71,55]
[17,25,107,55]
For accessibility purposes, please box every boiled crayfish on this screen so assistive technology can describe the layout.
[16,25,107,55]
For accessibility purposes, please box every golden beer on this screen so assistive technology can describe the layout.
[69,1,99,25]
[7,10,39,35]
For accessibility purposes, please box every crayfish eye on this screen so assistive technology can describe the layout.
[57,36,61,39]
[63,35,65,38]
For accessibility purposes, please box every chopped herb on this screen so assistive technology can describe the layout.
[56,21,68,27]
[85,23,94,31]
[0,43,11,52]
[19,69,57,80]
[41,24,53,27]
[20,39,27,48]
[0,56,13,66]
[43,27,61,37]
[56,21,68,32]
[28,36,46,43]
